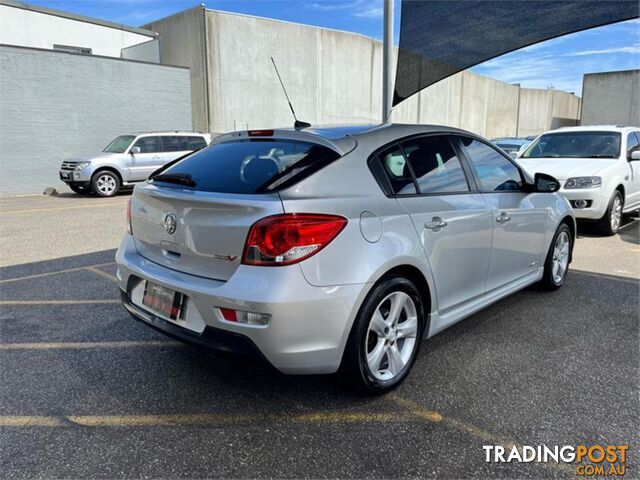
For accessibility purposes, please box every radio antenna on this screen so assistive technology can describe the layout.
[270,57,311,129]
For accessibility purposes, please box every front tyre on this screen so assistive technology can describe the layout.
[340,276,425,395]
[596,191,623,236]
[91,171,120,197]
[539,223,572,291]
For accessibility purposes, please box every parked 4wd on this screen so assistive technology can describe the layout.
[59,132,211,197]
[517,126,640,235]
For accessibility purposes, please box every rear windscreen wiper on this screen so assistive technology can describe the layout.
[152,172,196,187]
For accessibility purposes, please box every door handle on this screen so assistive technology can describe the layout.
[424,217,448,232]
[496,212,511,224]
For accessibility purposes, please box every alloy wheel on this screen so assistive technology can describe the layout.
[96,174,117,196]
[552,231,570,284]
[365,291,418,381]
[610,195,622,232]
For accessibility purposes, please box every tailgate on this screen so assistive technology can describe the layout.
[131,184,283,281]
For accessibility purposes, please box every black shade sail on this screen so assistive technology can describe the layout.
[393,0,640,106]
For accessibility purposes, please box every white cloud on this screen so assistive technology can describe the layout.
[565,45,640,56]
[309,0,382,19]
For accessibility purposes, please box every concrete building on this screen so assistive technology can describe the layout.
[581,70,640,127]
[0,0,160,62]
[145,5,581,137]
[0,1,193,195]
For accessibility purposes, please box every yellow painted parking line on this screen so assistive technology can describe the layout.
[85,266,117,282]
[387,394,574,475]
[0,416,64,427]
[0,300,119,305]
[387,394,443,422]
[0,340,182,350]
[0,262,115,284]
[0,202,125,215]
[0,410,414,428]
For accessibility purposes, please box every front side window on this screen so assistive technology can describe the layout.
[133,136,162,154]
[103,135,135,153]
[522,131,621,159]
[153,139,340,194]
[460,137,523,192]
[401,136,469,193]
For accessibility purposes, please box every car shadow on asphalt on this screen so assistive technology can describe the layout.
[576,214,639,244]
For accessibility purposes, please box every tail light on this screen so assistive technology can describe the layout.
[242,214,347,266]
[126,198,133,235]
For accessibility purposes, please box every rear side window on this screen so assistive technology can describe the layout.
[189,136,207,150]
[459,137,523,192]
[627,132,640,157]
[133,136,161,154]
[378,145,417,195]
[161,136,190,152]
[400,136,469,193]
[153,139,340,194]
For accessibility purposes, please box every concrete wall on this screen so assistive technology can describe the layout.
[121,38,160,63]
[0,3,156,58]
[392,72,576,138]
[0,45,192,195]
[581,70,640,127]
[203,10,384,132]
[144,7,209,132]
[200,10,579,137]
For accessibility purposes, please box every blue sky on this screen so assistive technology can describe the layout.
[28,0,640,95]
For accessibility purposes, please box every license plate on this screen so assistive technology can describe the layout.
[142,281,184,320]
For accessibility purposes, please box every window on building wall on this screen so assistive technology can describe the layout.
[53,44,92,55]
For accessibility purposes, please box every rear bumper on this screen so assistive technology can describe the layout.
[120,290,274,368]
[115,234,369,374]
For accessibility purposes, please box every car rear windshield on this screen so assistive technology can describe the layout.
[103,135,135,153]
[151,139,341,194]
[522,132,621,159]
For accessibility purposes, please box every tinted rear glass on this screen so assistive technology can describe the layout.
[153,139,340,194]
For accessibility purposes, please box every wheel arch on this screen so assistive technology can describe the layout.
[559,215,576,262]
[376,264,433,335]
[92,166,123,183]
[615,184,625,202]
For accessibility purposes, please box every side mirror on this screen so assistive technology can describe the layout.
[130,146,141,154]
[630,151,640,161]
[534,173,560,193]
[509,151,519,159]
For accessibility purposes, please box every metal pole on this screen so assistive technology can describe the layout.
[382,0,394,123]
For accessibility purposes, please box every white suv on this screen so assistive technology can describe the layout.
[59,132,212,197]
[517,126,640,235]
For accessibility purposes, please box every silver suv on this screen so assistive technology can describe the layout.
[59,132,211,196]
[116,124,575,393]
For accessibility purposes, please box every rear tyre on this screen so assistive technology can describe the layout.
[538,223,572,291]
[69,184,89,195]
[596,191,623,236]
[339,276,425,395]
[91,171,120,197]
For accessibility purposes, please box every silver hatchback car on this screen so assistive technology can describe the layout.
[116,124,575,393]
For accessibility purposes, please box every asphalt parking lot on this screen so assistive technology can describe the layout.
[0,193,638,479]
